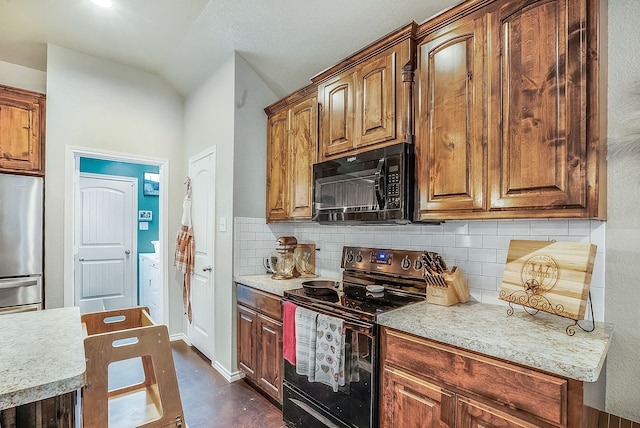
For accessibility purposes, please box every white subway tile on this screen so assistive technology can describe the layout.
[482,262,505,278]
[432,234,456,247]
[482,236,513,250]
[497,221,531,236]
[589,287,605,322]
[467,274,498,290]
[530,219,569,236]
[443,221,469,235]
[468,221,498,235]
[591,252,606,289]
[442,247,469,261]
[468,248,497,263]
[456,260,483,275]
[590,221,606,253]
[410,234,433,247]
[568,220,591,236]
[455,235,484,248]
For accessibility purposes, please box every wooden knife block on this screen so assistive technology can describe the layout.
[426,267,470,306]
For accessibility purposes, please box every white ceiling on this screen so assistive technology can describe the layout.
[0,0,459,97]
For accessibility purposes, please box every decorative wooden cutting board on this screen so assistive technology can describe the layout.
[294,243,317,277]
[499,240,597,320]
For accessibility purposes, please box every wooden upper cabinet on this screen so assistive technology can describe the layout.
[289,96,318,219]
[266,109,289,221]
[416,0,605,220]
[416,15,486,217]
[487,0,589,214]
[357,50,396,147]
[265,89,317,222]
[315,24,416,162]
[318,72,355,159]
[0,85,45,176]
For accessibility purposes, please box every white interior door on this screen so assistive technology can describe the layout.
[75,173,137,313]
[188,148,216,360]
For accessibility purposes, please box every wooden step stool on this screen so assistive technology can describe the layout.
[82,307,185,428]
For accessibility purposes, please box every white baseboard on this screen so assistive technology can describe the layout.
[213,360,245,383]
[170,333,190,345]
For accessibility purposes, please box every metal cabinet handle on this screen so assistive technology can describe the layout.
[202,266,212,272]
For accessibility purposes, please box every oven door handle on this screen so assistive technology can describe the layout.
[297,301,374,334]
[374,158,386,210]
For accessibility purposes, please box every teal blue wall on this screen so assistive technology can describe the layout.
[79,158,159,255]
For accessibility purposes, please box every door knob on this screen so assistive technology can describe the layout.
[125,250,131,255]
[203,266,212,272]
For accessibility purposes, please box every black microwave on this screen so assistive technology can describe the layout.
[312,142,415,224]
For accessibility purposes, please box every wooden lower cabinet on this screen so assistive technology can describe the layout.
[380,327,584,428]
[236,283,283,404]
[0,391,76,428]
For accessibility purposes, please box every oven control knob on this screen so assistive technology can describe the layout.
[401,256,411,270]
[355,253,363,263]
[346,252,355,263]
[414,259,423,270]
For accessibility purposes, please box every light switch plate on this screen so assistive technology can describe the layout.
[139,222,149,231]
[219,217,227,232]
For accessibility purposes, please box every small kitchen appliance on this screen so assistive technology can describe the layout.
[312,142,415,224]
[271,236,298,280]
[0,173,43,314]
[282,246,429,428]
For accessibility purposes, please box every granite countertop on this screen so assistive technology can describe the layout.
[0,307,86,410]
[377,301,611,382]
[234,274,340,296]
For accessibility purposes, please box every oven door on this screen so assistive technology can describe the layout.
[283,304,376,428]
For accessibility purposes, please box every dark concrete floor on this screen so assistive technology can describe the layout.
[171,340,286,428]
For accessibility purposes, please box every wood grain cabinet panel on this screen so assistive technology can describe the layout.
[379,327,583,428]
[319,72,356,158]
[0,85,45,176]
[416,15,486,216]
[416,0,605,220]
[488,0,587,213]
[357,51,396,147]
[236,283,284,404]
[381,366,454,428]
[265,92,317,222]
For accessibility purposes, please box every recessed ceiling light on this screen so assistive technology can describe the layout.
[92,0,113,8]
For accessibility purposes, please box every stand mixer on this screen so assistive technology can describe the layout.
[272,236,298,280]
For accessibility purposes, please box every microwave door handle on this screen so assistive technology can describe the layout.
[374,158,386,209]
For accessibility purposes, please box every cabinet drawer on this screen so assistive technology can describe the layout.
[236,284,282,321]
[382,328,567,426]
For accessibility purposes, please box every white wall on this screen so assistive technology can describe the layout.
[233,54,277,218]
[0,59,46,93]
[183,55,237,374]
[45,45,186,334]
[604,0,640,422]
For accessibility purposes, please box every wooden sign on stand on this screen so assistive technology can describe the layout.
[499,240,597,321]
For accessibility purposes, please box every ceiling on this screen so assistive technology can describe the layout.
[0,0,459,98]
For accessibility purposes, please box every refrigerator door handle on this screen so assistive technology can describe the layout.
[0,278,39,290]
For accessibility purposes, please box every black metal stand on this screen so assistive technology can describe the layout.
[501,289,595,336]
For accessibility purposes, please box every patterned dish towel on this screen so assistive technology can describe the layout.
[314,313,345,392]
[295,307,318,380]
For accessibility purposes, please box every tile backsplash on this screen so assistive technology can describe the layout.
[234,217,606,322]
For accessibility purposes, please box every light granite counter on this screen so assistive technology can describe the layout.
[234,274,340,296]
[0,307,86,410]
[377,301,611,382]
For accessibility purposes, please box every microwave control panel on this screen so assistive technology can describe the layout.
[386,157,401,209]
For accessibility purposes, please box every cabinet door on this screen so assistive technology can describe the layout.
[457,396,539,428]
[488,0,587,212]
[288,96,317,219]
[416,16,485,217]
[237,304,258,381]
[257,314,283,402]
[319,72,356,159]
[0,87,45,175]
[356,49,396,148]
[266,110,289,221]
[380,366,454,428]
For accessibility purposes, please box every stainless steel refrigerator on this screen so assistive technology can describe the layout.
[0,173,43,313]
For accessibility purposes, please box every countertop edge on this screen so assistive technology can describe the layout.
[1,372,86,410]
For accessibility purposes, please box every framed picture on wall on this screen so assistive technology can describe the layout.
[143,172,160,196]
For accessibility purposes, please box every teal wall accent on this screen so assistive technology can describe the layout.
[79,158,159,255]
